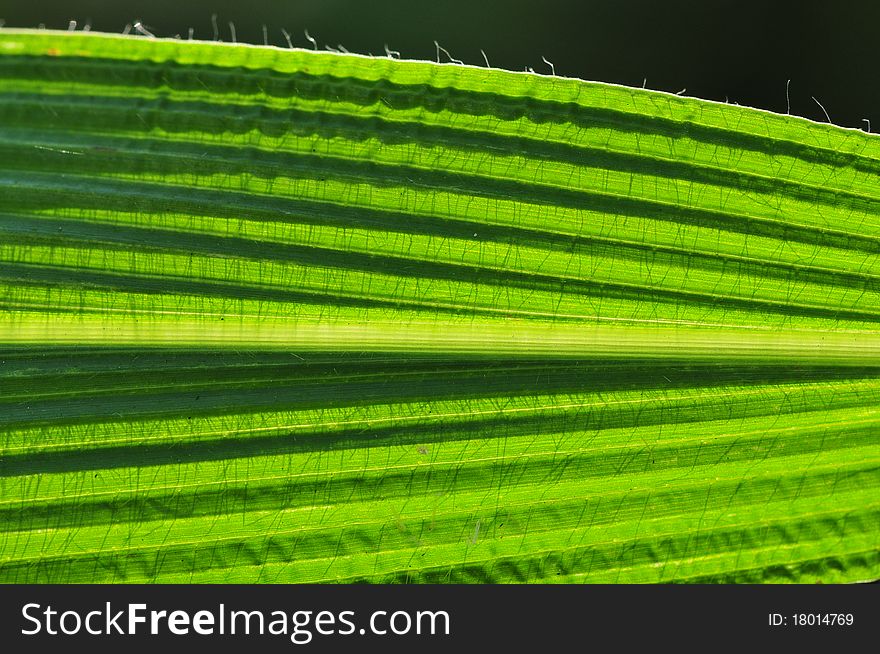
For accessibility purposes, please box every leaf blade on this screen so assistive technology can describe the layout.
[1,29,878,584]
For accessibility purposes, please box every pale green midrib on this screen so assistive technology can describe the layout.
[4,316,880,363]
[2,91,879,214]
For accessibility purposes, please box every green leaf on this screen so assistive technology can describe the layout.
[0,29,878,583]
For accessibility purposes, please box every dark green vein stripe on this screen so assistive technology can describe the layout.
[2,92,880,215]
[1,51,878,182]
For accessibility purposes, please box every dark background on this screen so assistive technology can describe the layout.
[1,1,878,130]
